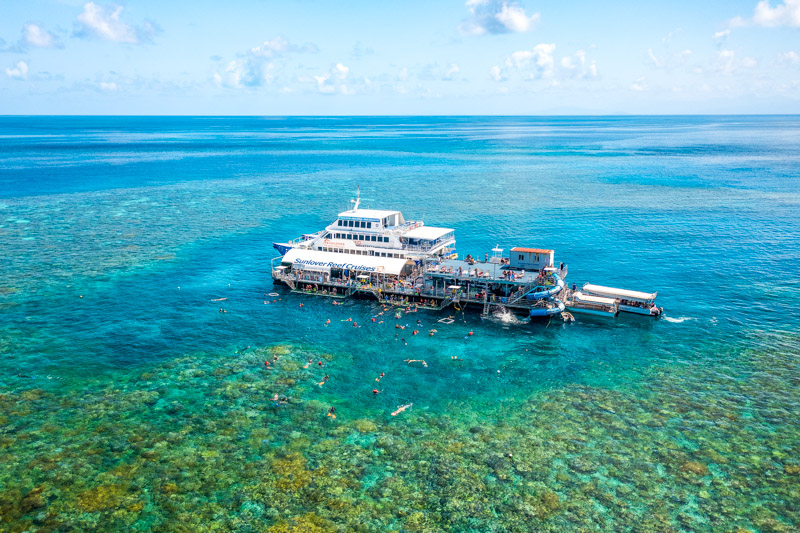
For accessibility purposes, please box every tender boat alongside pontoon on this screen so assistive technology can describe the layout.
[565,291,619,317]
[581,283,662,316]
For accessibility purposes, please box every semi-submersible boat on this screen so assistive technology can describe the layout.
[271,191,663,321]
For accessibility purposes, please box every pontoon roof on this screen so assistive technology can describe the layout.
[402,226,454,240]
[337,208,400,220]
[511,247,554,253]
[282,248,411,276]
[582,283,657,302]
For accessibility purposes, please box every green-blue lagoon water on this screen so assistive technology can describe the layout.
[1,116,798,532]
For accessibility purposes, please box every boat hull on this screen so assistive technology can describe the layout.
[566,306,618,317]
[619,304,662,316]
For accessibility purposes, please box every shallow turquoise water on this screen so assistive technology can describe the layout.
[0,116,799,532]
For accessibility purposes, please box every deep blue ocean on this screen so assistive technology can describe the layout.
[1,116,798,532]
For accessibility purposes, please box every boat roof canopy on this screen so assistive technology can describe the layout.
[582,283,657,302]
[402,226,454,241]
[574,292,618,305]
[282,248,412,276]
[337,208,400,220]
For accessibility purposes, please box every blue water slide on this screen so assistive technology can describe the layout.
[525,273,565,300]
[529,299,566,317]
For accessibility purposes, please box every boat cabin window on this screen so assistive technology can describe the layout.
[366,222,372,228]
[518,254,524,260]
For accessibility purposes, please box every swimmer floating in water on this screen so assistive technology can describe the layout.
[317,374,329,386]
[404,359,428,367]
[328,406,336,419]
[303,358,313,369]
[391,403,413,416]
[375,372,385,382]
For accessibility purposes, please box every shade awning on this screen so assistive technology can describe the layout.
[402,225,454,241]
[582,283,657,302]
[573,292,617,305]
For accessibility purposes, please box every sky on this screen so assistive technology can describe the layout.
[0,0,799,114]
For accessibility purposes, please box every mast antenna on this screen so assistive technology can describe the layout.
[350,186,361,212]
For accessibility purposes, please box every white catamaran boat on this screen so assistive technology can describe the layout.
[582,283,662,316]
[272,189,456,261]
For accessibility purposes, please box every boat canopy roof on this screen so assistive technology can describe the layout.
[582,283,657,302]
[282,248,411,276]
[402,226,454,241]
[573,292,617,305]
[337,208,400,220]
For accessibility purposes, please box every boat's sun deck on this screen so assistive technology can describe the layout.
[426,259,546,286]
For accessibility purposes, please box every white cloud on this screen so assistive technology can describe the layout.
[648,48,662,67]
[313,74,335,94]
[661,28,681,43]
[631,77,647,91]
[715,49,758,75]
[460,0,540,35]
[5,60,29,80]
[778,50,800,64]
[489,65,505,81]
[99,81,117,91]
[753,0,800,26]
[311,63,353,95]
[495,45,597,82]
[75,2,159,44]
[334,63,349,79]
[214,37,317,89]
[505,43,555,79]
[250,37,318,58]
[23,24,60,48]
[727,0,800,30]
[444,63,460,80]
[495,3,539,32]
[713,28,731,39]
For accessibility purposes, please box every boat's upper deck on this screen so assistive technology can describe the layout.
[425,258,549,286]
[337,208,400,221]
